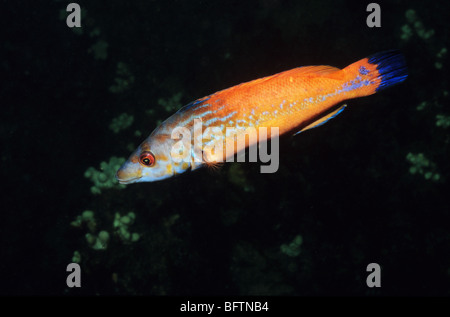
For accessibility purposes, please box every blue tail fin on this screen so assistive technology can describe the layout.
[367,50,408,91]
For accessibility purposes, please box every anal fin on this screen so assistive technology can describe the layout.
[294,104,347,135]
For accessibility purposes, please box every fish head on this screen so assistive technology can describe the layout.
[116,133,192,184]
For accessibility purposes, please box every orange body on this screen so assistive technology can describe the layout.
[184,58,379,134]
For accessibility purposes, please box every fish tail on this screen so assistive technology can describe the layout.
[342,50,408,97]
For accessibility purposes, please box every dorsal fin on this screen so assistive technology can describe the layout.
[222,65,343,93]
[294,104,347,135]
[178,95,211,112]
[292,65,341,76]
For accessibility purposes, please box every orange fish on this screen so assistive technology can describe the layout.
[116,50,407,183]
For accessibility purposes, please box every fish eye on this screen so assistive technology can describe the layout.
[139,151,155,167]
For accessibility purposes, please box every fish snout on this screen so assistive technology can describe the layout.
[115,164,142,184]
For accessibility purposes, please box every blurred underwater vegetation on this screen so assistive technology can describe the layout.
[1,0,449,295]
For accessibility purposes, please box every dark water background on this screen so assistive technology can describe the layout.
[1,0,449,295]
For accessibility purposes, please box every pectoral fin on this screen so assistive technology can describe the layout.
[294,104,347,135]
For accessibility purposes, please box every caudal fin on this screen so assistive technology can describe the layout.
[343,50,408,96]
[367,50,408,91]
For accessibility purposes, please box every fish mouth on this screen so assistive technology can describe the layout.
[115,169,142,184]
[117,177,141,185]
